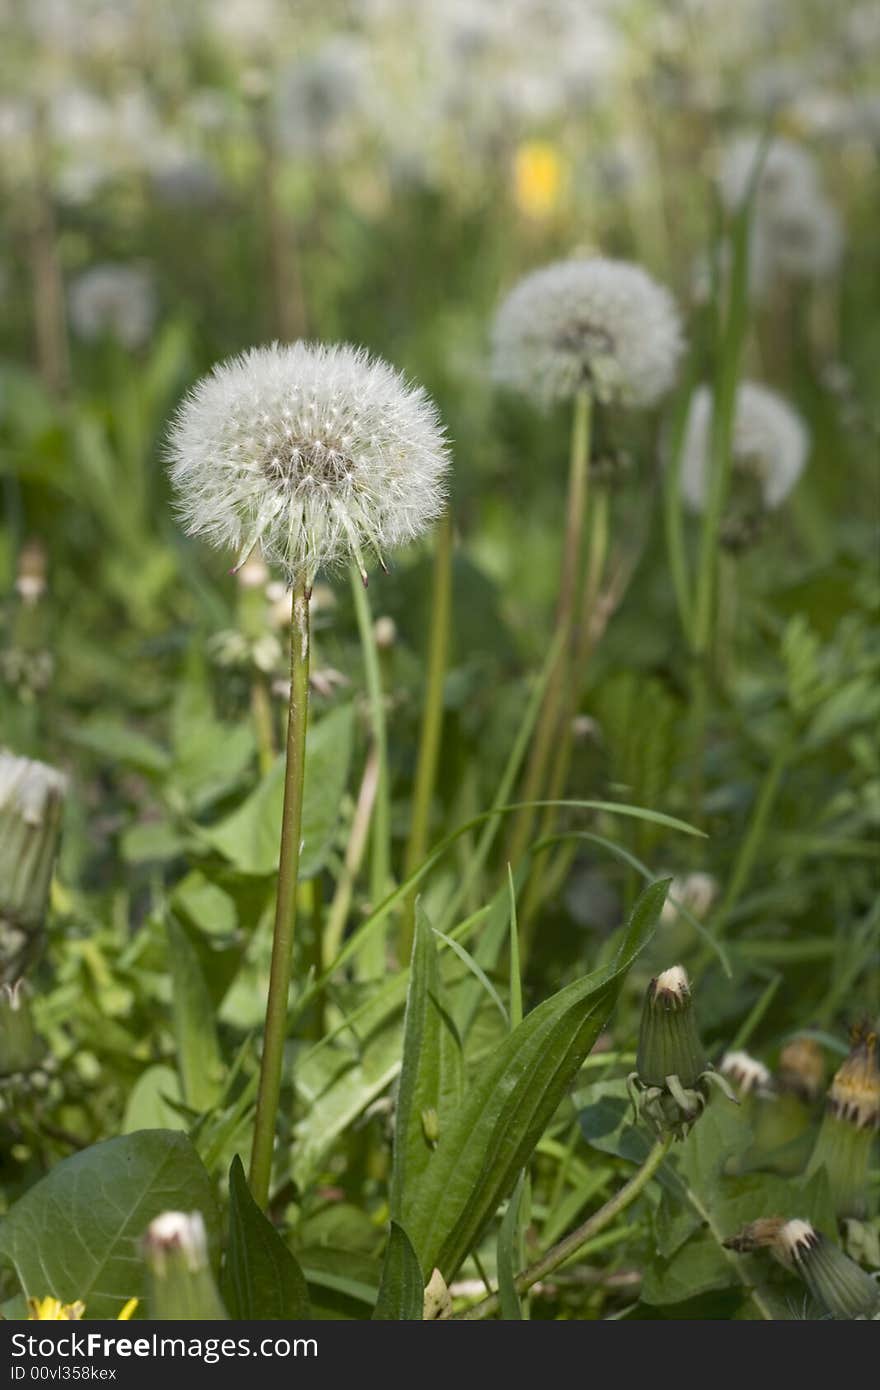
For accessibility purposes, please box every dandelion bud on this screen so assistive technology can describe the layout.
[167,343,450,588]
[15,539,48,606]
[0,980,44,1077]
[491,257,684,409]
[373,616,397,650]
[775,1220,879,1321]
[142,1211,227,1320]
[630,966,732,1138]
[806,1028,879,1220]
[637,967,707,1090]
[0,751,67,982]
[778,1034,825,1102]
[720,1050,775,1099]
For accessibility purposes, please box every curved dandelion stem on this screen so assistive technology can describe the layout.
[249,582,311,1209]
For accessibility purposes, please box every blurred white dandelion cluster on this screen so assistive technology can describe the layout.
[679,381,810,513]
[717,134,843,288]
[68,262,156,349]
[167,342,450,587]
[491,257,685,409]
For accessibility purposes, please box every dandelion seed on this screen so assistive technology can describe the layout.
[166,342,450,587]
[490,257,684,408]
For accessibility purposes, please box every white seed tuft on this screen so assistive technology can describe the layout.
[490,257,685,409]
[679,382,809,513]
[166,342,450,586]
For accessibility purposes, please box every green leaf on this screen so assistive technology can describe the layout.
[122,1065,185,1134]
[406,879,668,1278]
[373,1222,424,1320]
[497,1171,526,1320]
[203,703,353,877]
[392,906,464,1227]
[0,1131,219,1319]
[165,914,225,1111]
[69,717,171,775]
[172,871,238,938]
[224,1156,310,1319]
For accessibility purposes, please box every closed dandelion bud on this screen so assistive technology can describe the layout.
[0,751,67,981]
[143,1212,227,1321]
[778,1034,825,1103]
[774,1219,880,1321]
[0,980,44,1077]
[630,966,732,1139]
[806,1029,879,1220]
[720,1051,775,1099]
[637,967,707,1090]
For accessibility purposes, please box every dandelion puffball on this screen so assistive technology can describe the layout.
[679,382,809,513]
[490,257,685,409]
[167,342,450,586]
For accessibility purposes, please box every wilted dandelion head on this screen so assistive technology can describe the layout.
[167,342,450,586]
[490,257,685,408]
[679,382,809,514]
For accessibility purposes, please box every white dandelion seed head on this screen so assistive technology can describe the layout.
[68,262,157,350]
[717,134,820,216]
[679,382,810,514]
[490,258,685,409]
[167,342,450,586]
[764,195,844,281]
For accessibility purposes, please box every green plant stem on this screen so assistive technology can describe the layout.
[251,676,276,776]
[322,744,380,967]
[401,512,453,960]
[249,584,310,1210]
[506,388,592,868]
[521,482,609,940]
[458,1134,672,1320]
[350,566,391,975]
[710,735,793,943]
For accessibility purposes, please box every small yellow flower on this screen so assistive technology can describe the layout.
[27,1298,85,1321]
[27,1296,138,1321]
[513,141,567,219]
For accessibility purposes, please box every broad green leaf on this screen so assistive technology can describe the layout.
[0,1131,219,1319]
[203,703,353,877]
[69,717,171,775]
[165,914,225,1111]
[497,1171,526,1320]
[373,1222,424,1321]
[392,906,464,1227]
[224,1156,310,1319]
[172,871,238,938]
[406,879,669,1278]
[122,1065,185,1134]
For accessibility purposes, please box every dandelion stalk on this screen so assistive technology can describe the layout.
[401,511,454,960]
[506,387,592,868]
[167,342,449,1207]
[249,583,310,1208]
[351,565,392,975]
[322,744,380,967]
[458,1135,673,1319]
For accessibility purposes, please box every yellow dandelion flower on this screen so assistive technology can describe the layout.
[513,141,567,219]
[27,1296,138,1321]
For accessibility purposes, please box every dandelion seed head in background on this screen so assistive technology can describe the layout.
[490,257,685,410]
[716,133,844,284]
[679,382,810,513]
[167,341,450,586]
[68,262,156,349]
